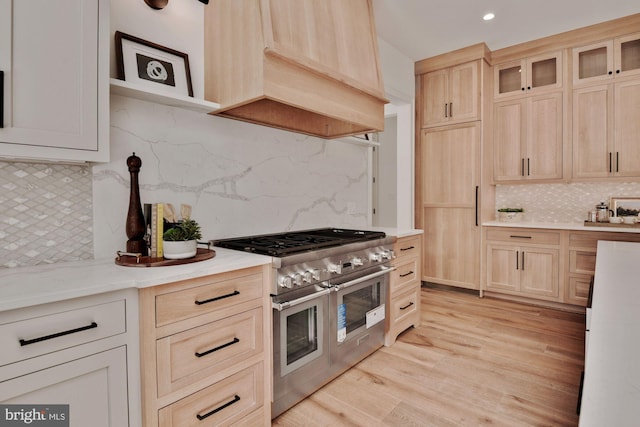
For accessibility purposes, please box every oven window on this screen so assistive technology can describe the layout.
[342,281,381,334]
[286,306,318,365]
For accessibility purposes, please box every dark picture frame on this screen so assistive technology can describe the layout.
[114,31,194,97]
[610,196,640,217]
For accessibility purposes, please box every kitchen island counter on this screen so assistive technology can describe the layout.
[0,248,272,312]
[579,240,640,426]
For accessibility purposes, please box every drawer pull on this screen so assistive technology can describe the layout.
[400,302,414,310]
[0,70,4,128]
[400,246,415,251]
[19,322,98,347]
[509,235,532,239]
[195,290,240,305]
[399,271,414,278]
[194,337,240,358]
[196,394,241,421]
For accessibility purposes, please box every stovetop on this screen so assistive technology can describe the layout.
[212,228,386,257]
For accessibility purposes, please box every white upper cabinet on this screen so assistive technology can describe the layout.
[572,32,640,86]
[0,0,109,163]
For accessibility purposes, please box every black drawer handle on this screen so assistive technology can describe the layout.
[195,290,240,305]
[509,235,532,239]
[400,246,415,251]
[196,394,241,421]
[400,302,414,310]
[19,322,98,346]
[195,337,240,358]
[399,271,414,278]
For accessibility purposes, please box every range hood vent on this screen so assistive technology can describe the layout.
[204,0,388,139]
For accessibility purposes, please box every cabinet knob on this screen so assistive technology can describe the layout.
[616,70,621,74]
[527,86,531,90]
[608,71,613,75]
[521,87,525,91]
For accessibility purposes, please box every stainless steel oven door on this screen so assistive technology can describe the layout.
[330,266,390,371]
[272,285,331,418]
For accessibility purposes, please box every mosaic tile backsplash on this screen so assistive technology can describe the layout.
[0,162,93,268]
[496,182,640,223]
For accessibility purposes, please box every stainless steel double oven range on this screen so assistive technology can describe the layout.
[214,228,396,417]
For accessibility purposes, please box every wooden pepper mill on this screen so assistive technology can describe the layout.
[125,152,148,255]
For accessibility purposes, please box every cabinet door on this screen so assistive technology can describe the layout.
[486,244,519,293]
[526,92,563,180]
[614,79,640,177]
[573,40,614,85]
[493,99,525,181]
[0,0,107,162]
[519,247,559,298]
[421,69,449,127]
[422,207,479,290]
[421,122,479,206]
[0,347,129,427]
[572,84,613,179]
[614,32,640,80]
[449,61,479,124]
[494,60,525,99]
[527,52,562,93]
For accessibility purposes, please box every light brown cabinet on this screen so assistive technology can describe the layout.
[204,0,387,139]
[385,234,422,346]
[494,51,562,99]
[420,122,480,290]
[572,32,640,86]
[139,266,271,426]
[493,91,563,182]
[421,61,480,128]
[572,78,640,179]
[485,228,560,301]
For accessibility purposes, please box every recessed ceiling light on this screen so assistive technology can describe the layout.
[483,12,495,21]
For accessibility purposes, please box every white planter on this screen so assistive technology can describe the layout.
[162,240,197,259]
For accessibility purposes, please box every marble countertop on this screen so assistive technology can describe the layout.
[483,220,640,233]
[0,227,422,313]
[0,247,272,313]
[579,240,640,426]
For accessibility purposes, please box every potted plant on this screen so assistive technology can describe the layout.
[162,218,202,259]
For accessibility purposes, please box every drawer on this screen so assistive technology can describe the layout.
[393,236,421,260]
[486,228,561,245]
[391,258,418,294]
[390,287,420,324]
[158,362,264,427]
[570,231,640,250]
[0,300,126,367]
[156,307,263,397]
[570,250,596,275]
[156,272,263,327]
[568,276,592,306]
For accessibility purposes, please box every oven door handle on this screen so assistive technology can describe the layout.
[272,287,332,311]
[332,266,395,291]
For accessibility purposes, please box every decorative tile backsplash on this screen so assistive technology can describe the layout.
[0,162,93,268]
[496,182,640,223]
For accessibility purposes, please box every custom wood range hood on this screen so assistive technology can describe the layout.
[204,0,388,139]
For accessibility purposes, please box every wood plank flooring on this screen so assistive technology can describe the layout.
[272,286,585,426]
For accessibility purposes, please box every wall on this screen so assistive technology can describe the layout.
[496,182,640,222]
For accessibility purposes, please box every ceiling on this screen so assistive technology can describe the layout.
[373,0,640,62]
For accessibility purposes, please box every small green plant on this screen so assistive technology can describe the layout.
[163,219,202,241]
[497,208,524,213]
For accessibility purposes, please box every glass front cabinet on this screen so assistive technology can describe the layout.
[572,32,640,85]
[494,51,563,99]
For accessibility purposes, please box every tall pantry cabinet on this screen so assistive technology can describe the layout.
[415,44,494,291]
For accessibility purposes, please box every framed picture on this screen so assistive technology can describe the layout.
[115,31,193,97]
[610,196,640,216]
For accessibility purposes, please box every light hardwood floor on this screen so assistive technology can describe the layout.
[272,285,585,426]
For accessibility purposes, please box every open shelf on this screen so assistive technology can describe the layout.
[109,78,220,113]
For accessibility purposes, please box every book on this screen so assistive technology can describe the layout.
[156,203,164,258]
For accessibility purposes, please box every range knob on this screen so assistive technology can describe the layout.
[292,273,303,286]
[328,263,342,274]
[381,250,395,260]
[303,269,320,282]
[370,253,382,262]
[279,275,292,288]
[351,256,364,266]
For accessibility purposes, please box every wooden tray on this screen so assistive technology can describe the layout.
[115,248,216,267]
[584,221,640,228]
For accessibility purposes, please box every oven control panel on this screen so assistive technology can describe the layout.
[274,246,394,294]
